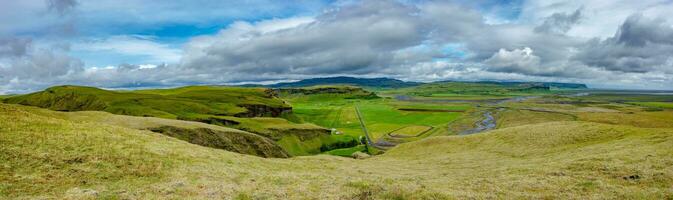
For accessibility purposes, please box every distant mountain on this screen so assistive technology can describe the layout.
[242,76,587,90]
[260,76,421,88]
[458,81,588,89]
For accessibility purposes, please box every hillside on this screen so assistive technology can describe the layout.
[2,85,352,156]
[1,103,671,199]
[262,76,420,88]
[3,85,290,118]
[13,105,290,158]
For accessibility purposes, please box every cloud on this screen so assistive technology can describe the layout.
[484,47,542,74]
[0,37,84,93]
[0,38,32,57]
[180,0,428,76]
[534,8,582,34]
[574,14,673,73]
[3,0,673,93]
[46,0,78,16]
[72,35,183,64]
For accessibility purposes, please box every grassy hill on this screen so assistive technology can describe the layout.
[1,103,671,199]
[2,85,355,156]
[3,85,290,118]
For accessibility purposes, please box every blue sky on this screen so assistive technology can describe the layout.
[1,0,673,93]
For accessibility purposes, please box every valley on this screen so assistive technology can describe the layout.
[5,1,673,199]
[1,77,673,199]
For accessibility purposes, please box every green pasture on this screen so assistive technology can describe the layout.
[630,101,673,109]
[287,94,467,140]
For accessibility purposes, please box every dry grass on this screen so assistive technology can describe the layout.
[2,103,673,199]
[496,109,576,128]
[578,111,673,128]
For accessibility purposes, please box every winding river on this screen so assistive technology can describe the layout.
[395,95,539,135]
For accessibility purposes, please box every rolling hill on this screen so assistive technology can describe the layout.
[3,85,290,118]
[2,85,357,156]
[1,103,671,199]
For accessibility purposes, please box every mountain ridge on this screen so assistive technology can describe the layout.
[241,76,588,89]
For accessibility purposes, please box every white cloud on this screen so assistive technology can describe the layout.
[180,1,427,75]
[485,47,541,73]
[73,35,182,63]
[520,0,673,39]
[3,0,673,93]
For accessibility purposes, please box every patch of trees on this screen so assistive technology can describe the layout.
[319,138,360,152]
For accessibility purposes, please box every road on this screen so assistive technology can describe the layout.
[354,106,389,150]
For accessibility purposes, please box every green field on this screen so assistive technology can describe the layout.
[630,101,673,109]
[357,101,462,139]
[285,91,467,141]
[387,125,433,136]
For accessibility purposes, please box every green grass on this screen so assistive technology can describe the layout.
[2,85,354,156]
[496,109,576,128]
[3,85,288,118]
[388,125,433,136]
[2,103,673,199]
[7,104,290,158]
[630,102,673,109]
[0,95,13,100]
[390,101,470,111]
[357,100,461,139]
[286,93,464,141]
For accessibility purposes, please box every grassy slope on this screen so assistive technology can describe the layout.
[13,105,289,158]
[2,103,672,199]
[496,109,576,129]
[2,85,346,156]
[3,85,288,118]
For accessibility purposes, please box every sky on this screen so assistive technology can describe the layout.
[1,0,673,94]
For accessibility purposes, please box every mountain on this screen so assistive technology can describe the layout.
[260,76,421,88]
[472,81,588,89]
[245,76,587,90]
